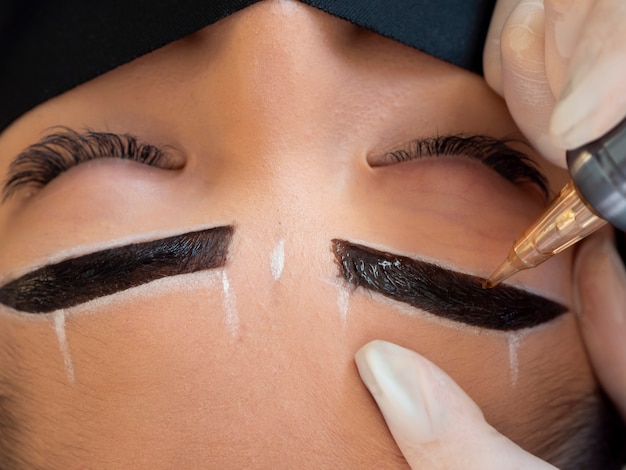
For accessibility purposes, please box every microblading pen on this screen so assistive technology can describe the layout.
[485,117,626,288]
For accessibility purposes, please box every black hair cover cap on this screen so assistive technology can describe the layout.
[0,0,496,133]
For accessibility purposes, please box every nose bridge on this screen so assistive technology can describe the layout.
[184,0,358,227]
[175,3,359,319]
[195,1,353,157]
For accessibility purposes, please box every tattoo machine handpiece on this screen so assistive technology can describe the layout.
[485,117,626,288]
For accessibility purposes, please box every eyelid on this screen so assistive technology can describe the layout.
[369,134,550,201]
[1,127,185,202]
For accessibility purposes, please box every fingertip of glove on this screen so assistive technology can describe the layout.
[573,230,626,324]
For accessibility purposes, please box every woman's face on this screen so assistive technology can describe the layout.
[0,1,595,468]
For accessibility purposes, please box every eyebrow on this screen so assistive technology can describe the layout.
[376,134,550,200]
[0,226,233,314]
[332,239,567,331]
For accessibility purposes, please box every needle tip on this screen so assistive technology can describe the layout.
[483,257,521,289]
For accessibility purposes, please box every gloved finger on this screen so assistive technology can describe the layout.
[497,0,564,166]
[549,0,626,152]
[355,340,557,470]
[483,0,520,96]
[574,230,626,420]
[543,0,592,97]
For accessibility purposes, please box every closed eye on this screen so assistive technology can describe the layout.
[369,134,551,202]
[1,127,184,202]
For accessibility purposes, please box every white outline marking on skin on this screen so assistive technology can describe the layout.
[270,239,285,281]
[337,287,349,328]
[508,331,529,386]
[222,271,239,337]
[53,310,75,383]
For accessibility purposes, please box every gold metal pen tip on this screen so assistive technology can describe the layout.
[482,257,521,289]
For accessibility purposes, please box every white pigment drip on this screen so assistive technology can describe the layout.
[337,288,349,328]
[270,239,285,280]
[53,310,75,383]
[222,271,239,337]
[508,332,527,386]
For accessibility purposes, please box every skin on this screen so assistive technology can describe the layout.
[0,1,596,468]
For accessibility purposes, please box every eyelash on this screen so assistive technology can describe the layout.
[2,127,180,201]
[382,134,550,200]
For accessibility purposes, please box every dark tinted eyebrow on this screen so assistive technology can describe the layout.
[0,226,233,314]
[375,134,550,200]
[332,239,567,331]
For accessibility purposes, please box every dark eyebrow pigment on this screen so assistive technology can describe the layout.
[332,239,568,331]
[0,226,233,314]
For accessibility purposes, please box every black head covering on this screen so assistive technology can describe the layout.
[0,0,496,133]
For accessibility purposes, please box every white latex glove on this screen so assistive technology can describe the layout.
[483,0,626,168]
[484,0,626,447]
[574,230,626,421]
[355,340,557,469]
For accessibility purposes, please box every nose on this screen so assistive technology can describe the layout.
[181,0,360,158]
[170,2,360,327]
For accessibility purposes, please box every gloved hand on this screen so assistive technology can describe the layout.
[355,231,626,469]
[355,340,557,469]
[483,0,626,168]
[483,0,626,450]
[573,230,626,421]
